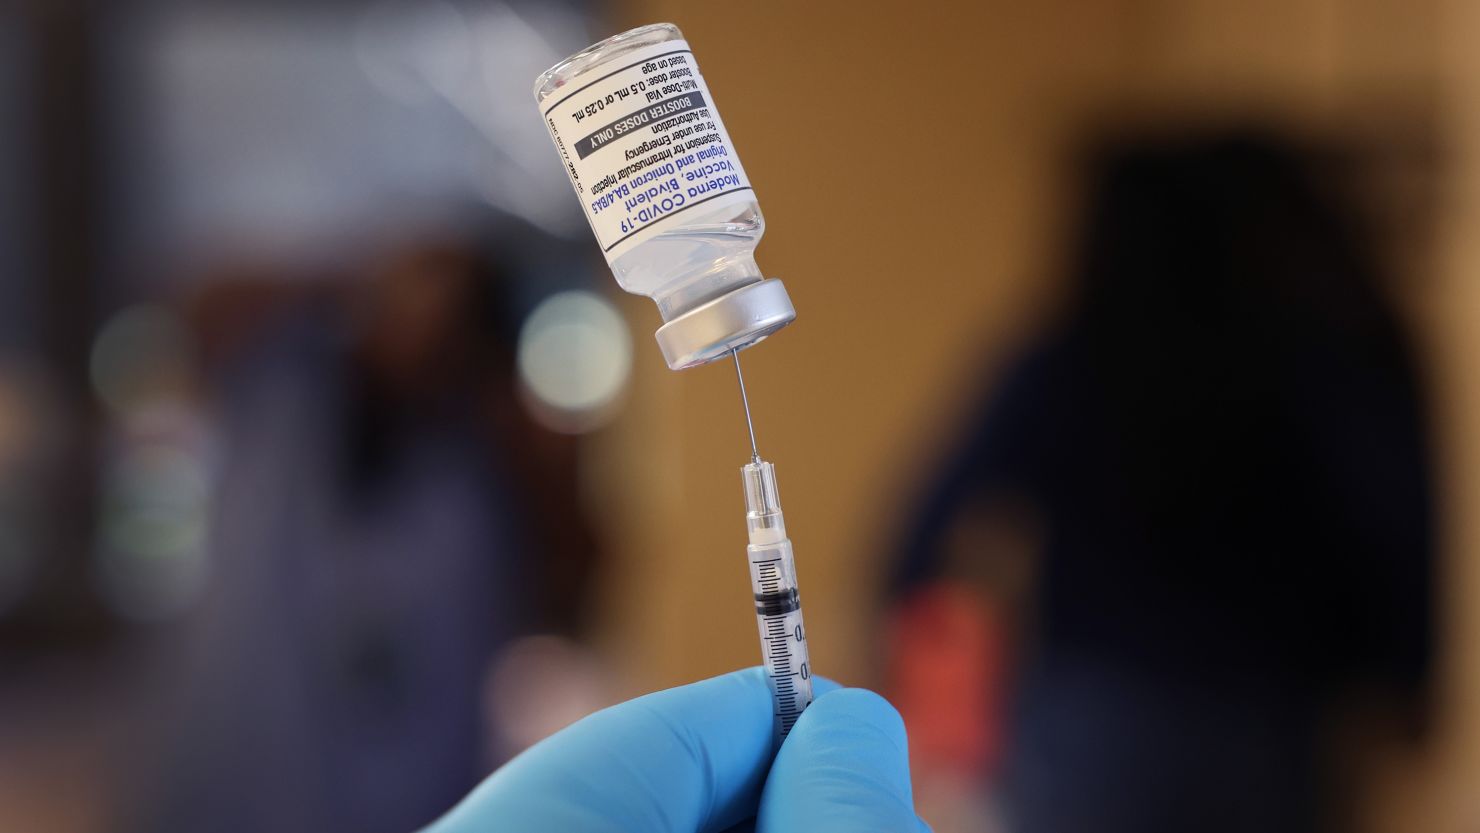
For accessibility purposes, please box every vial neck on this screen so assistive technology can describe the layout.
[655,255,763,320]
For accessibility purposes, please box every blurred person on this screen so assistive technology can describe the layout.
[890,130,1434,833]
[129,240,602,833]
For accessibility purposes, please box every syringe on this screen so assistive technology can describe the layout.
[731,351,814,742]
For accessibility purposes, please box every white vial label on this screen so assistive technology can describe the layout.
[540,40,755,263]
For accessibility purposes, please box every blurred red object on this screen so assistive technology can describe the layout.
[887,582,1008,781]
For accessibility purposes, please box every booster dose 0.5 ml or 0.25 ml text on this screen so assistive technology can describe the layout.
[533,23,796,370]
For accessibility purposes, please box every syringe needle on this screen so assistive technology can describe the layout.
[732,348,760,463]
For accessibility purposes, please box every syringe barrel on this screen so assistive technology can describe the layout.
[742,461,814,742]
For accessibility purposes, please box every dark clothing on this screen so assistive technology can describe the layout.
[895,133,1435,833]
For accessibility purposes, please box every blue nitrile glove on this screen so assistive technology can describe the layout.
[424,667,929,832]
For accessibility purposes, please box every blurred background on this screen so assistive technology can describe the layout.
[4,0,1480,831]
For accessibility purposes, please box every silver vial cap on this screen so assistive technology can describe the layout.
[653,279,796,370]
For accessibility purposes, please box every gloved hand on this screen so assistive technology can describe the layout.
[423,667,929,832]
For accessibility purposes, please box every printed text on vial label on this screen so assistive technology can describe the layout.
[545,46,753,260]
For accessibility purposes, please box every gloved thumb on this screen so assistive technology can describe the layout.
[754,688,931,832]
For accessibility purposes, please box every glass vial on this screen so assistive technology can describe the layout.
[533,23,795,370]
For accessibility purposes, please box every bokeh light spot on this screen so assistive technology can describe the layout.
[516,290,631,433]
[90,304,194,415]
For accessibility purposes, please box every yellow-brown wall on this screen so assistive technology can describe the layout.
[584,2,1474,829]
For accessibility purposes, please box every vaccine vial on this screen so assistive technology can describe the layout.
[533,23,795,370]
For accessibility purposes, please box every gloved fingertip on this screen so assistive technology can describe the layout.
[811,675,843,697]
[757,686,920,832]
[437,668,778,833]
[807,687,909,754]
